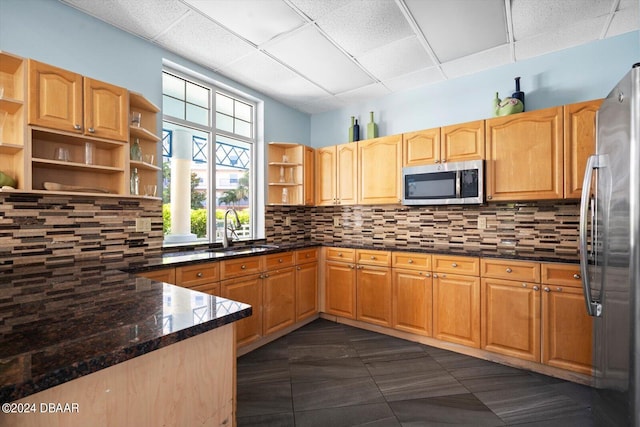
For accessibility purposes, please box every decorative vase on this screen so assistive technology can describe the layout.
[353,119,360,142]
[348,116,355,142]
[367,111,378,139]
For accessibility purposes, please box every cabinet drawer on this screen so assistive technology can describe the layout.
[138,268,176,284]
[265,251,294,270]
[356,249,391,266]
[221,256,263,279]
[295,247,319,264]
[176,263,219,287]
[188,282,221,296]
[541,263,582,288]
[392,252,431,270]
[481,259,541,283]
[432,255,479,276]
[325,247,355,263]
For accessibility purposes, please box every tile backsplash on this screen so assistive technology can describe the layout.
[0,193,163,267]
[267,201,580,259]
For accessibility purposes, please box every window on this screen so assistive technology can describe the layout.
[162,70,256,245]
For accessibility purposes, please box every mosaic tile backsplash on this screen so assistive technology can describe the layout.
[266,201,581,259]
[0,193,163,267]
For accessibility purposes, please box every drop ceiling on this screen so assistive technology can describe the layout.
[60,0,639,114]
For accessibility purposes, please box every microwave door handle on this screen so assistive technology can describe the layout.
[455,171,461,198]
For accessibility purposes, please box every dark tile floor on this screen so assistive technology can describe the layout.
[236,319,593,426]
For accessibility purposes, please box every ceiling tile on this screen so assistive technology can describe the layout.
[356,36,434,80]
[183,0,305,45]
[265,25,375,94]
[294,96,348,114]
[155,11,256,70]
[336,82,391,105]
[315,0,414,56]
[219,51,330,104]
[61,0,190,40]
[442,44,512,80]
[606,0,640,37]
[288,0,356,21]
[515,16,608,60]
[382,67,444,93]
[406,0,507,63]
[511,0,612,40]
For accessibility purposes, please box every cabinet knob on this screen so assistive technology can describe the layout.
[451,263,458,268]
[544,286,551,292]
[73,124,82,130]
[506,268,512,273]
[434,159,440,163]
[263,273,269,278]
[408,259,414,264]
[241,265,246,269]
[358,265,364,269]
[338,253,342,257]
[196,272,203,278]
[278,258,283,263]
[348,264,354,269]
[522,283,528,288]
[433,273,438,278]
[556,287,563,292]
[296,266,301,271]
[487,195,492,200]
[533,285,540,291]
[425,273,431,278]
[370,256,376,260]
[441,274,446,278]
[305,253,310,258]
[442,159,446,163]
[88,127,95,133]
[573,273,581,279]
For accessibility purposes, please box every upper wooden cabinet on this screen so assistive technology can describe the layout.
[28,60,128,142]
[485,106,564,201]
[403,121,484,166]
[358,134,402,204]
[315,143,357,205]
[564,99,602,199]
[267,142,314,205]
[303,145,315,205]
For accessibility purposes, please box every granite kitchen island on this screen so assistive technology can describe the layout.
[0,261,251,427]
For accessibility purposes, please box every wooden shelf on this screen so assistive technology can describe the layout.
[0,98,23,113]
[129,91,160,113]
[0,142,23,154]
[130,160,161,171]
[0,187,158,199]
[268,162,302,167]
[130,125,161,142]
[32,157,124,174]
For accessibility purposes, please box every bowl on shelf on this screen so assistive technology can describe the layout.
[0,171,16,188]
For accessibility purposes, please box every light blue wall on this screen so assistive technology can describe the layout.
[0,0,311,146]
[310,31,639,147]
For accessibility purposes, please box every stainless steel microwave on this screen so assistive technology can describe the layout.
[402,160,484,205]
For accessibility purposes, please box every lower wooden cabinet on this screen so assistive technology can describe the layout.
[481,278,541,361]
[433,273,481,348]
[222,273,263,347]
[296,261,318,321]
[392,269,432,336]
[262,267,296,336]
[325,260,356,319]
[356,265,392,327]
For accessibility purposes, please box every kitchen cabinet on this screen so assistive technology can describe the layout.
[0,51,26,190]
[222,272,263,347]
[358,135,402,204]
[402,120,484,166]
[432,255,481,348]
[138,267,176,284]
[304,145,315,205]
[267,142,313,205]
[129,92,161,197]
[541,263,593,374]
[485,106,563,201]
[563,99,602,199]
[262,252,295,335]
[28,59,128,142]
[316,143,357,205]
[176,262,220,295]
[295,248,318,321]
[356,249,392,327]
[324,247,357,318]
[392,252,432,336]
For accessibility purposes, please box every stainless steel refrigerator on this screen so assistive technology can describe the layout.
[580,63,640,427]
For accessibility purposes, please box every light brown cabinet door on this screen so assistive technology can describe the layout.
[542,285,593,374]
[356,265,392,327]
[433,273,480,348]
[263,267,296,335]
[337,143,358,205]
[392,269,432,336]
[295,262,318,321]
[28,59,83,133]
[316,146,336,205]
[485,106,563,201]
[304,145,315,205]
[83,77,128,141]
[222,274,262,347]
[325,261,356,319]
[563,99,602,199]
[188,281,221,296]
[481,278,541,361]
[441,120,485,163]
[358,135,402,204]
[403,127,440,166]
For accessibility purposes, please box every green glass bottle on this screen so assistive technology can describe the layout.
[367,111,378,139]
[348,116,355,142]
[130,138,142,161]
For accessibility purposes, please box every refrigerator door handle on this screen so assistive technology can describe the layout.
[579,154,602,317]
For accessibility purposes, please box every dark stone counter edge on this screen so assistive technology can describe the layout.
[0,306,252,404]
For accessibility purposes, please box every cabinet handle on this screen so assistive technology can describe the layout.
[278,258,283,263]
[370,256,376,260]
[241,265,246,270]
[506,268,512,273]
[433,273,438,278]
[544,287,550,292]
[196,272,203,278]
[441,273,446,278]
[408,259,414,264]
[296,266,301,270]
[522,283,528,288]
[305,254,310,258]
[533,285,539,291]
[556,287,563,292]
[348,264,354,269]
[88,127,95,133]
[434,159,440,163]
[451,263,458,268]
[73,124,82,130]
[487,195,492,200]
[338,253,342,257]
[442,159,446,163]
[357,265,364,269]
[263,273,269,278]
[573,273,581,279]
[425,272,431,278]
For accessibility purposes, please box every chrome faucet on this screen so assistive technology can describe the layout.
[223,208,241,248]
